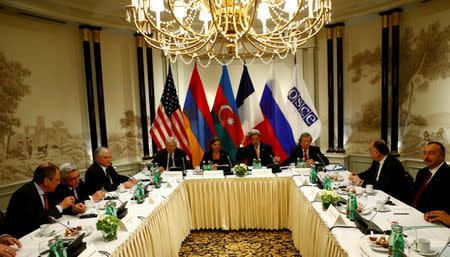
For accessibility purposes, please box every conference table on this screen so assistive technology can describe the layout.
[16,168,450,257]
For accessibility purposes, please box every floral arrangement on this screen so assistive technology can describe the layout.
[96,214,121,241]
[234,163,248,176]
[320,190,340,208]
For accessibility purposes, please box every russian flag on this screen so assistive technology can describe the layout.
[259,64,296,161]
[211,65,244,160]
[183,64,217,166]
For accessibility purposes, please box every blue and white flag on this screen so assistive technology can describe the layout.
[284,66,321,142]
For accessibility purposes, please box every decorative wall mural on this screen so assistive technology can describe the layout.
[108,110,144,164]
[347,21,450,158]
[0,52,91,185]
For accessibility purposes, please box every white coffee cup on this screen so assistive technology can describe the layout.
[416,238,431,253]
[366,184,374,193]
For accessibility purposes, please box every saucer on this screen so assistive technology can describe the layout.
[368,244,388,253]
[365,190,377,195]
[416,249,438,256]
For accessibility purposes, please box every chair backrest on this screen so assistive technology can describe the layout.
[0,210,5,234]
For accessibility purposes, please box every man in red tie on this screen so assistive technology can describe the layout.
[5,163,75,238]
[413,141,450,214]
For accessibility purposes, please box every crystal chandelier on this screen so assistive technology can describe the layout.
[126,0,332,66]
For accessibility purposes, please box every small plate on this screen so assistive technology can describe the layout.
[38,229,56,237]
[63,225,93,238]
[338,187,364,195]
[369,244,388,253]
[372,206,390,212]
[359,207,371,215]
[416,249,438,256]
[365,190,377,195]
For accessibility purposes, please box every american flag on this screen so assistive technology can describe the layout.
[150,66,191,157]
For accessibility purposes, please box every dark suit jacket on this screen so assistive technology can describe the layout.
[283,145,329,166]
[236,143,274,166]
[414,162,450,213]
[358,155,414,203]
[48,180,89,215]
[153,148,192,170]
[85,162,129,195]
[201,150,232,166]
[5,181,62,238]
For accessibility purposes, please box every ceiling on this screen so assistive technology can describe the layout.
[0,0,422,30]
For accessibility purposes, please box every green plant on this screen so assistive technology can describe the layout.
[320,190,340,205]
[96,214,120,241]
[234,163,247,176]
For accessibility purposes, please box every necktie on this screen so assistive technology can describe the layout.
[71,187,78,200]
[304,149,309,161]
[412,170,432,207]
[42,193,49,210]
[168,153,174,169]
[106,169,113,184]
[256,146,260,160]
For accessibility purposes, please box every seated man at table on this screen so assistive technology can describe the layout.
[236,129,280,166]
[348,140,414,203]
[283,132,329,167]
[48,163,105,215]
[85,146,137,195]
[412,141,450,213]
[153,137,192,172]
[5,163,75,238]
[0,234,22,257]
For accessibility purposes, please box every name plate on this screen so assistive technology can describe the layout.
[162,171,183,181]
[251,168,272,177]
[292,168,310,175]
[121,215,141,232]
[78,244,103,257]
[323,205,346,228]
[202,170,224,178]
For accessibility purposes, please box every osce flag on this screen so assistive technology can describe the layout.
[259,64,295,161]
[284,66,321,142]
[183,64,217,166]
[211,65,244,160]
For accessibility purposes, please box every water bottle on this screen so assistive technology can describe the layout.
[309,164,317,184]
[134,181,145,204]
[350,192,358,221]
[324,176,332,190]
[346,196,350,218]
[296,158,301,168]
[300,158,306,168]
[252,159,257,169]
[388,221,399,257]
[202,161,206,171]
[393,225,405,257]
[348,193,356,221]
[207,160,213,170]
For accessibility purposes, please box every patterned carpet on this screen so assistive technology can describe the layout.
[178,229,301,257]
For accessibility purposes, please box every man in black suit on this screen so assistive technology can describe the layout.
[283,132,329,167]
[85,147,137,195]
[48,163,105,215]
[413,141,450,214]
[236,129,280,166]
[5,163,75,238]
[349,140,414,203]
[153,137,192,172]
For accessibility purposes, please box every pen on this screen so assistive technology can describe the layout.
[393,213,409,215]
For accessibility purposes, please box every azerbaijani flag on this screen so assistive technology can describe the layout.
[211,65,244,160]
[183,64,217,166]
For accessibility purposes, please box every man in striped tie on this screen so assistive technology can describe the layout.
[413,141,450,214]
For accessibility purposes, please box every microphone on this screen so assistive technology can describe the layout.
[369,196,390,222]
[270,154,277,164]
[316,153,327,167]
[227,155,233,167]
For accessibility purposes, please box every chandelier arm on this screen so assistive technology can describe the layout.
[209,0,231,41]
[165,0,214,38]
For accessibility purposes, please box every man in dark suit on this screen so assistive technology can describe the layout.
[236,129,280,166]
[153,137,192,172]
[349,140,414,203]
[85,147,137,195]
[413,141,450,214]
[48,163,105,215]
[5,163,75,238]
[283,132,329,167]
